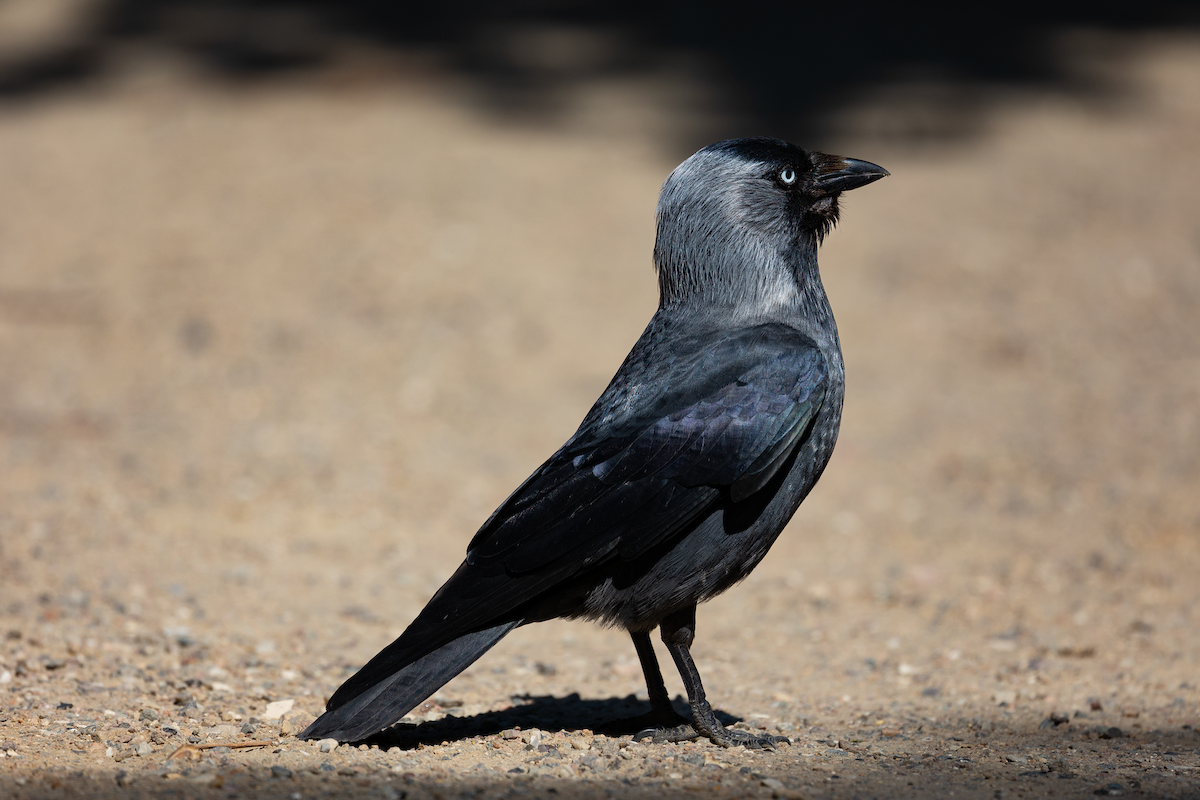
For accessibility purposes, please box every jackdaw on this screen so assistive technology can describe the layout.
[302,137,888,749]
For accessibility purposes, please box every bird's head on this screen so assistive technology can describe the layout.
[653,137,887,311]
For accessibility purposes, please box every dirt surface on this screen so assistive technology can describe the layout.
[2,33,1199,800]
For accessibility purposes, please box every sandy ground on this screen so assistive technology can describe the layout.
[1,32,1199,800]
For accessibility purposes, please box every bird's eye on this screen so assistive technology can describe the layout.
[779,168,797,185]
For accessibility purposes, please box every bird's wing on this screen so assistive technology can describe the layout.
[465,321,828,575]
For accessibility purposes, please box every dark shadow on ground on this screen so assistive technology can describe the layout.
[364,692,733,749]
[2,1,1199,149]
[11,718,1196,799]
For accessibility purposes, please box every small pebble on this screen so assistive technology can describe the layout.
[318,738,338,753]
[271,765,293,779]
[263,699,295,720]
[140,709,160,722]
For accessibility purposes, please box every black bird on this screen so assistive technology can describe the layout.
[302,138,887,749]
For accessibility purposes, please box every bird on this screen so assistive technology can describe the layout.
[301,137,888,749]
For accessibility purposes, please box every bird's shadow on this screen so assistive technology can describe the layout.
[363,693,740,750]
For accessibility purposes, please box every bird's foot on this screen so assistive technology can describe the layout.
[615,711,787,749]
[632,720,700,744]
[680,693,790,750]
[604,708,696,742]
[699,723,789,751]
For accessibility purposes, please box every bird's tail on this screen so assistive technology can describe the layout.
[300,620,520,742]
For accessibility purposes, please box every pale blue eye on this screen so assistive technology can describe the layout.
[780,168,797,185]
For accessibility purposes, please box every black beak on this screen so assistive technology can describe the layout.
[814,156,889,193]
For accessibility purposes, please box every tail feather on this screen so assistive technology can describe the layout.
[301,620,520,742]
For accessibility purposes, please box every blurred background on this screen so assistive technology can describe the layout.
[3,1,1200,147]
[1,0,1200,773]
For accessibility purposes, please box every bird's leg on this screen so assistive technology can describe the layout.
[603,631,695,740]
[632,629,674,713]
[659,605,788,750]
[627,630,697,743]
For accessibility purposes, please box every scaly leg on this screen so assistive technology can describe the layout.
[627,629,697,743]
[659,605,788,750]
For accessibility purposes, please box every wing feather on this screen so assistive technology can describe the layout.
[464,322,828,581]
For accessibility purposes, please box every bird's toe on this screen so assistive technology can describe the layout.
[632,722,700,744]
[602,707,692,737]
[705,725,790,750]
